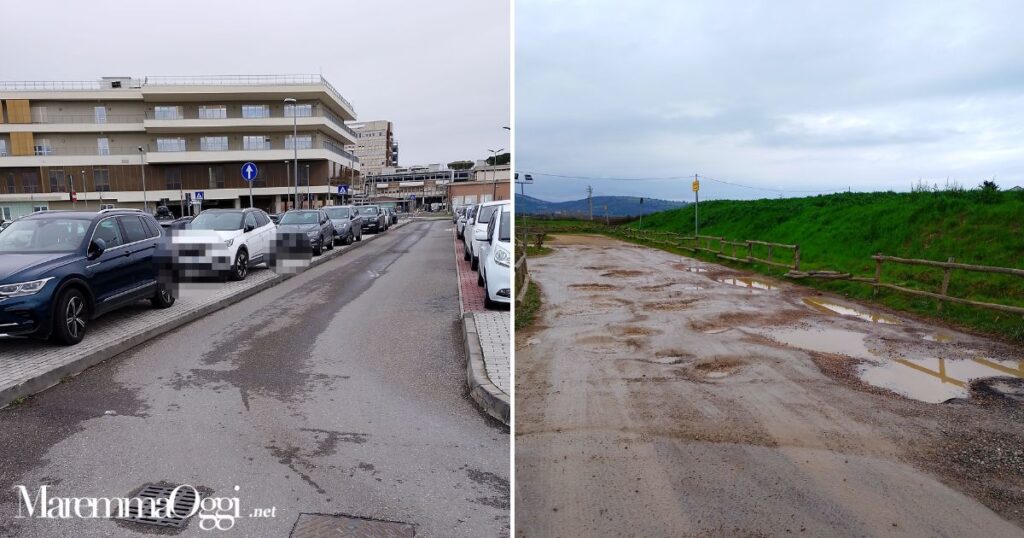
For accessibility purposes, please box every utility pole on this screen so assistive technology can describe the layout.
[604,204,609,225]
[639,197,643,229]
[587,186,593,221]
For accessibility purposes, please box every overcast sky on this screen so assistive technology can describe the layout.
[0,0,510,167]
[517,0,1024,202]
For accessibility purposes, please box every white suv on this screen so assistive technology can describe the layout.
[478,204,512,308]
[465,200,509,270]
[174,208,276,281]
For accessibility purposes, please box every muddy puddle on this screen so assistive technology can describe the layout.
[923,331,956,343]
[756,326,881,360]
[860,356,1024,403]
[718,277,776,290]
[803,297,900,324]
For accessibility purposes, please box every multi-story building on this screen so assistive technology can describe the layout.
[359,162,511,211]
[0,74,359,220]
[345,120,394,177]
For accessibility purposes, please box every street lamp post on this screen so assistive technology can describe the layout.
[137,146,149,213]
[488,148,504,201]
[305,164,311,207]
[284,160,291,210]
[284,97,298,211]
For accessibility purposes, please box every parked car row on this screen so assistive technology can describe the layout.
[458,200,512,309]
[0,204,402,346]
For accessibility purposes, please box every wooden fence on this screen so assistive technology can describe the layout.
[617,228,801,270]
[514,238,530,304]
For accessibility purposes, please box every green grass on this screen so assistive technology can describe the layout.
[520,189,1024,341]
[515,281,543,331]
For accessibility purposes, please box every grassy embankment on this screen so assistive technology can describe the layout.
[517,189,1024,341]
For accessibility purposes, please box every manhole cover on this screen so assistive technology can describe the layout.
[291,513,415,537]
[120,483,198,528]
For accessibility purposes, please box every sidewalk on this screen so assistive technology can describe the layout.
[0,222,409,408]
[454,232,510,424]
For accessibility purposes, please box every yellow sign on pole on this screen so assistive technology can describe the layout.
[692,180,700,192]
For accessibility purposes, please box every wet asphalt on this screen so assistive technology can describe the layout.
[0,219,509,537]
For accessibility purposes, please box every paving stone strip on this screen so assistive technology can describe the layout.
[0,221,410,408]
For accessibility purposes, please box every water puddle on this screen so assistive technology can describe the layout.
[859,356,1024,403]
[923,331,955,343]
[718,277,776,290]
[803,297,900,324]
[688,267,709,273]
[757,327,881,360]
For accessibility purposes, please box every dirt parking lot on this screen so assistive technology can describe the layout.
[516,234,1024,537]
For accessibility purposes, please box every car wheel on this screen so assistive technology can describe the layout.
[327,236,335,250]
[52,288,88,346]
[463,246,471,261]
[313,237,323,256]
[150,286,175,309]
[356,231,363,242]
[345,232,353,245]
[477,269,485,287]
[230,249,249,281]
[471,254,479,270]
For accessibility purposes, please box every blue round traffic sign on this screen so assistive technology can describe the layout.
[241,162,259,182]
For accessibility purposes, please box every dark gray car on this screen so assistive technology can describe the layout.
[357,205,386,234]
[324,205,363,245]
[277,209,335,255]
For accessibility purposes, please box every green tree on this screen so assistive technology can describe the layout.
[448,160,475,170]
[486,152,511,166]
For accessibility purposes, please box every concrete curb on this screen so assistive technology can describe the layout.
[462,312,510,425]
[0,221,410,408]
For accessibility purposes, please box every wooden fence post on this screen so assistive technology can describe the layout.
[746,241,753,262]
[767,245,773,266]
[873,253,883,297]
[938,256,954,312]
[793,245,801,270]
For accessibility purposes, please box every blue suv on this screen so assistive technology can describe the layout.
[0,209,175,346]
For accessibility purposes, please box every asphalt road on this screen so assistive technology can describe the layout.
[516,234,1024,538]
[0,219,509,537]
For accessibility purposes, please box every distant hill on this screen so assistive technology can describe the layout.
[516,194,687,217]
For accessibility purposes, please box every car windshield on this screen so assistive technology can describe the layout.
[477,205,501,224]
[190,212,243,231]
[324,207,351,219]
[280,212,319,224]
[358,206,379,216]
[499,211,510,242]
[0,218,91,253]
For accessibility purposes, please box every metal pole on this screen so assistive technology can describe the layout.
[248,180,253,208]
[306,164,311,207]
[695,173,699,237]
[285,98,298,210]
[285,161,291,209]
[80,170,88,210]
[138,147,148,212]
[69,176,76,209]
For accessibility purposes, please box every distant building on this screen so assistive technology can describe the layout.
[345,120,394,177]
[356,161,510,211]
[0,74,359,219]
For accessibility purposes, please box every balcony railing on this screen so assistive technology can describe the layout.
[143,74,354,112]
[143,105,357,137]
[20,113,145,124]
[322,139,356,161]
[5,145,143,157]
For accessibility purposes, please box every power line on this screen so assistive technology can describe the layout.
[520,170,846,195]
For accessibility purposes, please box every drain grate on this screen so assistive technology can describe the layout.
[290,513,415,537]
[120,483,198,528]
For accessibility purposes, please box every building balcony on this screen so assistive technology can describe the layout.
[142,106,356,145]
[0,113,145,134]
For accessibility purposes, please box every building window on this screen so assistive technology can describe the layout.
[243,136,271,151]
[34,139,53,156]
[284,104,313,117]
[94,169,110,192]
[299,166,310,186]
[22,172,40,193]
[1,207,11,220]
[285,135,313,150]
[0,139,6,156]
[156,138,186,152]
[154,106,183,120]
[208,166,224,189]
[252,167,266,188]
[97,137,110,156]
[241,105,270,118]
[33,204,48,212]
[198,105,227,119]
[48,170,67,192]
[30,106,48,123]
[200,136,228,151]
[165,167,182,189]
[5,174,14,193]
[94,106,107,124]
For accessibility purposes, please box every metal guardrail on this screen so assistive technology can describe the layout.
[0,80,109,91]
[322,139,356,161]
[18,113,145,124]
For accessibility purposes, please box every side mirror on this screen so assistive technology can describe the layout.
[88,238,107,260]
[244,223,255,233]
